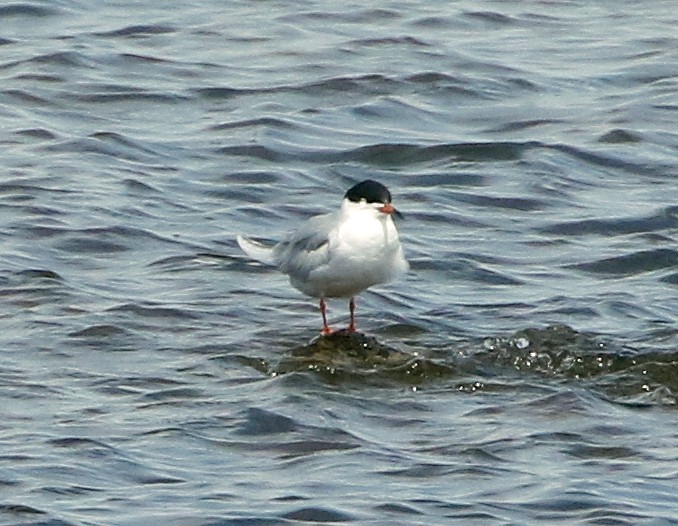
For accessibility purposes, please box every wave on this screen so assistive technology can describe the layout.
[0,4,61,18]
[192,73,401,100]
[214,138,668,174]
[94,24,177,38]
[217,140,537,164]
[40,131,175,162]
[569,248,678,276]
[540,206,678,236]
[16,225,184,257]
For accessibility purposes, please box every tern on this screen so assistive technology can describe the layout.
[237,179,408,334]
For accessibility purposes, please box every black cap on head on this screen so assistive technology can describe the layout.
[344,179,392,204]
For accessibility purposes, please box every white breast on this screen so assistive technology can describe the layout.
[296,206,408,298]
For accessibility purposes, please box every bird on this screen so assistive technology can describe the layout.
[237,179,409,334]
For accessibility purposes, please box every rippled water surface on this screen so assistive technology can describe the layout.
[1,0,677,524]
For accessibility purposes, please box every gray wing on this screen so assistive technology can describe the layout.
[273,212,334,281]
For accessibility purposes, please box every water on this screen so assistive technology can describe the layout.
[1,0,677,524]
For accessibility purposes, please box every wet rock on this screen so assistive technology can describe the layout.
[275,330,457,385]
[277,330,410,371]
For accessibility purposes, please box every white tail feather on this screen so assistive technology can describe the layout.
[236,235,276,266]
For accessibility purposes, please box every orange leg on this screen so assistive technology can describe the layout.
[348,297,356,333]
[320,298,332,335]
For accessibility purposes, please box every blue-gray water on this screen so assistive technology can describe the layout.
[1,1,677,524]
